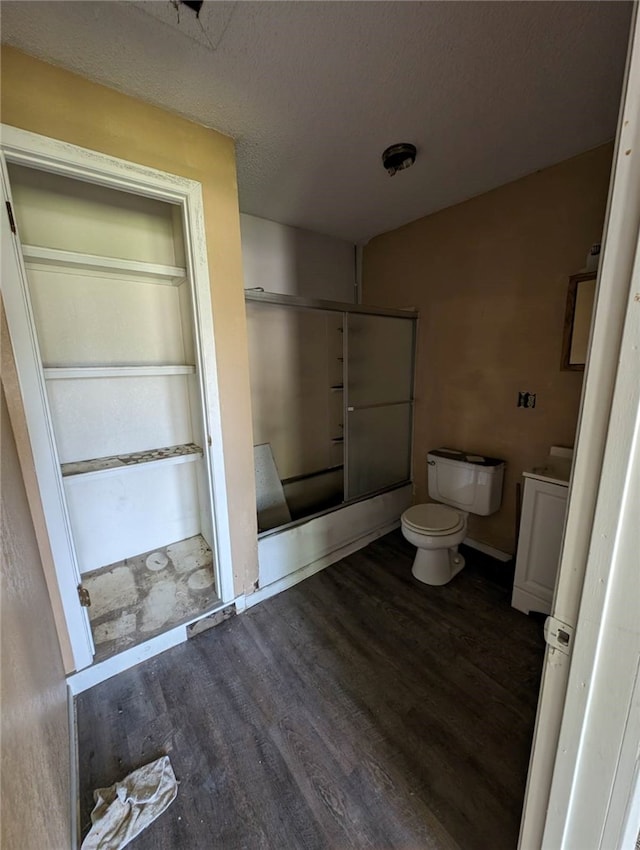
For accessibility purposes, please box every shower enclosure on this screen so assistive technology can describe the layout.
[245,291,417,535]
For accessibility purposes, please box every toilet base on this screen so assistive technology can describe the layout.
[411,545,465,586]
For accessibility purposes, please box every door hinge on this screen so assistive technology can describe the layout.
[5,201,16,234]
[544,615,574,655]
[77,584,91,608]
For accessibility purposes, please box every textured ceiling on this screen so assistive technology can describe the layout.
[0,1,632,243]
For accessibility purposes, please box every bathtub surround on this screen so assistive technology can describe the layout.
[363,143,613,554]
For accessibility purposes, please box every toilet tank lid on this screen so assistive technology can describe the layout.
[428,448,505,469]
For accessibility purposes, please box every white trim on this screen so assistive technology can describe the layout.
[1,124,236,666]
[1,158,95,670]
[0,125,197,202]
[247,520,400,608]
[22,243,186,285]
[233,594,247,614]
[462,536,512,562]
[44,366,195,380]
[511,585,551,617]
[67,623,188,694]
[617,754,640,850]
[542,195,640,849]
[180,183,234,605]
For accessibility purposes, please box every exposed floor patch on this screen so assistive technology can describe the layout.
[88,566,138,621]
[83,534,219,661]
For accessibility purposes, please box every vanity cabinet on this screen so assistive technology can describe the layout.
[512,476,569,615]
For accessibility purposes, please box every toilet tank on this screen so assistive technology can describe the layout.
[427,448,504,515]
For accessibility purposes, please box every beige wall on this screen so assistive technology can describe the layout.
[1,47,258,595]
[364,144,613,553]
[1,365,70,848]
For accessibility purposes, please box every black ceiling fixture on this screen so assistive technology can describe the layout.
[181,0,204,16]
[382,143,417,177]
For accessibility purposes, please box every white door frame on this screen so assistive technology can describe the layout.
[542,166,640,850]
[519,7,640,847]
[0,124,235,672]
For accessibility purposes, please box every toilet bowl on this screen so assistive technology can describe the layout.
[401,503,467,586]
[402,447,505,587]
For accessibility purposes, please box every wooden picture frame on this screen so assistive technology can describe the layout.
[561,272,597,371]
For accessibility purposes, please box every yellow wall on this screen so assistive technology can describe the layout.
[1,47,258,595]
[364,144,613,553]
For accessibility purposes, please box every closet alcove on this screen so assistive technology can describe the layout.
[8,164,220,660]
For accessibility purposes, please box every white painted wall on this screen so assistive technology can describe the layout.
[240,213,356,301]
[9,163,184,266]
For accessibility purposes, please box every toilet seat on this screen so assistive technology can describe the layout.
[402,503,464,536]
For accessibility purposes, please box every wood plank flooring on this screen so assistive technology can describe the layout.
[76,531,545,849]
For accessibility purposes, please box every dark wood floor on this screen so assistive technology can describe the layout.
[77,531,545,850]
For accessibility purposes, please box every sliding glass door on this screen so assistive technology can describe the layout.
[345,314,415,500]
[245,292,416,532]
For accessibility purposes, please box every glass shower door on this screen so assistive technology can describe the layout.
[345,313,415,500]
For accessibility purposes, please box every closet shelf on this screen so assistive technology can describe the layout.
[22,244,187,286]
[61,442,203,479]
[44,365,196,380]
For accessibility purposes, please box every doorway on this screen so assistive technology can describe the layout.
[1,126,234,672]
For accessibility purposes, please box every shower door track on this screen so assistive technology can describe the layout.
[244,289,418,320]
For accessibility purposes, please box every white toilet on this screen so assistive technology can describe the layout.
[401,448,505,586]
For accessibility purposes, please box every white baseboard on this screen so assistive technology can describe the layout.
[246,520,400,609]
[233,594,247,613]
[463,536,512,562]
[67,624,187,694]
[511,584,551,617]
